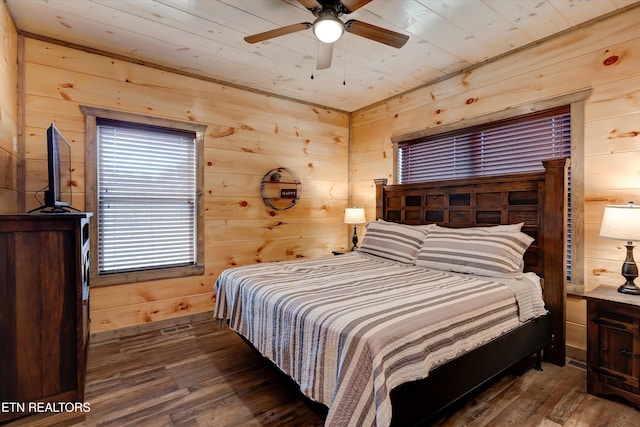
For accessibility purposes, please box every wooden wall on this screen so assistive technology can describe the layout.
[21,38,350,333]
[0,1,18,213]
[16,4,640,351]
[350,6,640,358]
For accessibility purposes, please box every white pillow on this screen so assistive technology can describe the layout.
[358,220,429,264]
[415,226,534,276]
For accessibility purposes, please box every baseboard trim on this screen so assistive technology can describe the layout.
[566,344,586,362]
[90,310,214,343]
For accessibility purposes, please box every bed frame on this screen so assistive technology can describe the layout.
[376,158,568,426]
[231,159,568,426]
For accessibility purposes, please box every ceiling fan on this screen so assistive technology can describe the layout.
[243,0,409,70]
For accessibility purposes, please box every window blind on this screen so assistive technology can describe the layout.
[398,107,571,182]
[398,106,571,278]
[97,119,197,274]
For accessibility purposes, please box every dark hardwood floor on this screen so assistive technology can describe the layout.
[4,318,639,427]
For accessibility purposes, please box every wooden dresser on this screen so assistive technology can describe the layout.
[0,213,92,422]
[586,285,640,408]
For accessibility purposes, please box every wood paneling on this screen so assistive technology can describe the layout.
[6,1,637,112]
[0,1,18,213]
[21,38,349,333]
[350,7,640,357]
[14,0,640,342]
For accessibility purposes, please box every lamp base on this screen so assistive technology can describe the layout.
[618,281,640,295]
[351,224,358,251]
[618,244,640,295]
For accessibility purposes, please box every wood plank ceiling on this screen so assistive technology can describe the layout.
[6,0,639,112]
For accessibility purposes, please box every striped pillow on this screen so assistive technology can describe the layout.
[358,221,429,264]
[415,227,534,276]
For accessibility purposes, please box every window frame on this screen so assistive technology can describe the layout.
[81,106,206,286]
[391,90,591,294]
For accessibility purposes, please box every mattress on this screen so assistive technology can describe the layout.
[213,251,546,427]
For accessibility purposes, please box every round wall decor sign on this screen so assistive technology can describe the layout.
[260,167,301,210]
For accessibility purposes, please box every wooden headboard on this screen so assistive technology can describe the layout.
[375,158,568,365]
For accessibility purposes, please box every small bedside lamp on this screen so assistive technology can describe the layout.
[599,202,640,295]
[344,207,366,251]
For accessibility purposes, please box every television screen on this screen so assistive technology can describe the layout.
[44,124,72,208]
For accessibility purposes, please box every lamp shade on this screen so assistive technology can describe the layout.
[313,15,344,43]
[344,208,366,225]
[600,202,640,242]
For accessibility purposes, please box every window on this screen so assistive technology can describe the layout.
[97,119,197,273]
[398,107,570,183]
[82,107,205,286]
[397,106,572,279]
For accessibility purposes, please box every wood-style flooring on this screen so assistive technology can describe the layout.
[4,318,639,427]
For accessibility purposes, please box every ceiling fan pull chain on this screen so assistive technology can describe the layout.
[343,37,347,85]
[311,35,316,79]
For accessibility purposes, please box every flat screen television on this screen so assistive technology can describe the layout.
[43,123,72,209]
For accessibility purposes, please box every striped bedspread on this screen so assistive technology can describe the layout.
[213,252,546,427]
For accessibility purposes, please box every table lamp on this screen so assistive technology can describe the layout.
[599,202,640,295]
[344,207,366,251]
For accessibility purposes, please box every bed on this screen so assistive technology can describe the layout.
[213,158,568,427]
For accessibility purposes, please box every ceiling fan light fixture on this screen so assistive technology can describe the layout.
[313,15,344,43]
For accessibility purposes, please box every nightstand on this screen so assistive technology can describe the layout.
[586,286,640,408]
[332,250,349,256]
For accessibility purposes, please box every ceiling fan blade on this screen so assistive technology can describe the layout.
[345,19,409,48]
[297,0,322,10]
[340,0,373,13]
[316,42,334,70]
[244,22,312,44]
